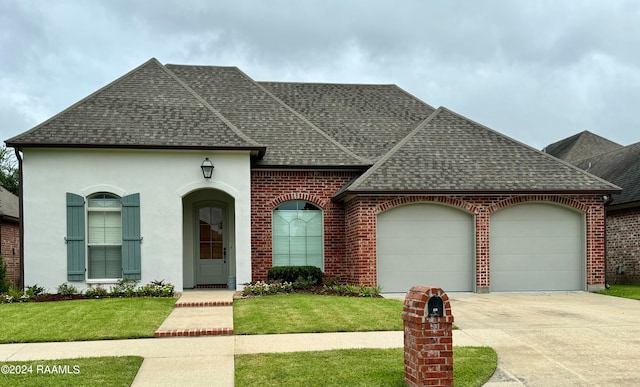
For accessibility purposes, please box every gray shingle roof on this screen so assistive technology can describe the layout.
[4,58,622,196]
[544,130,623,164]
[0,186,19,220]
[338,108,621,196]
[259,82,435,161]
[166,65,369,167]
[6,59,265,153]
[575,142,640,206]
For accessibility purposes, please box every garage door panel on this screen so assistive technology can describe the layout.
[378,253,473,271]
[379,269,474,294]
[379,205,470,221]
[493,254,582,271]
[377,204,474,293]
[377,237,471,255]
[490,203,584,292]
[492,220,581,238]
[492,270,582,292]
[378,220,468,237]
[492,237,582,254]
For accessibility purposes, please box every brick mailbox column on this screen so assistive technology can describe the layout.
[402,286,454,387]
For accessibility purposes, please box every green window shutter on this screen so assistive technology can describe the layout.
[121,193,141,280]
[66,193,86,281]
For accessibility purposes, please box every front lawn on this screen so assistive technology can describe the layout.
[0,298,176,343]
[234,294,403,334]
[0,356,142,387]
[595,284,640,300]
[236,347,497,387]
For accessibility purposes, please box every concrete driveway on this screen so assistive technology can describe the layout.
[449,292,640,386]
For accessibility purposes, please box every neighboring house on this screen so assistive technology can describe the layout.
[545,131,640,284]
[0,186,20,287]
[6,58,620,294]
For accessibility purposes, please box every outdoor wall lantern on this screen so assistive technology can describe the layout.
[201,158,214,179]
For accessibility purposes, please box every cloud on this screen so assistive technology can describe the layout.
[1,0,639,148]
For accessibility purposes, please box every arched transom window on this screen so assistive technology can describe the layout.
[272,200,323,268]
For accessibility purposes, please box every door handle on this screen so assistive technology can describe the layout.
[223,247,227,263]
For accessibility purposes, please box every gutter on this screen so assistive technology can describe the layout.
[603,194,614,289]
[13,147,23,289]
[333,188,623,203]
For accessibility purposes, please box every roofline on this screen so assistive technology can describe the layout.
[606,200,640,211]
[0,214,19,223]
[251,163,371,170]
[6,143,267,157]
[334,188,622,202]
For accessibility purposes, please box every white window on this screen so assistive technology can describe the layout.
[87,193,122,279]
[272,200,323,268]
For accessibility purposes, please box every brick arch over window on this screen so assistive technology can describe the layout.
[376,196,479,215]
[487,195,589,214]
[270,193,327,210]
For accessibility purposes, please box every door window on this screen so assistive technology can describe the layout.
[199,207,223,260]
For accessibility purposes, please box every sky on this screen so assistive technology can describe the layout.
[1,0,639,151]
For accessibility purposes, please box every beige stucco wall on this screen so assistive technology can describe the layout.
[21,148,252,292]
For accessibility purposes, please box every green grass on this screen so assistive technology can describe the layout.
[0,298,176,343]
[0,356,142,387]
[236,347,497,387]
[595,284,640,300]
[234,294,404,334]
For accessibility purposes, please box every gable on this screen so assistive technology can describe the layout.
[575,142,640,206]
[544,130,623,164]
[338,108,621,197]
[6,59,264,154]
[166,65,369,167]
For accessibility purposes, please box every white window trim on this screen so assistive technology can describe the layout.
[86,194,123,280]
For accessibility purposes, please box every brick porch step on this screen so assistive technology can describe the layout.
[174,300,233,307]
[154,290,235,338]
[154,327,234,337]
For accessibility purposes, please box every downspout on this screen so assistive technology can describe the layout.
[14,148,24,289]
[603,194,614,289]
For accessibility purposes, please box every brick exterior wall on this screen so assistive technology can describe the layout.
[250,170,359,281]
[251,170,608,290]
[343,194,607,290]
[606,207,640,284]
[1,220,21,287]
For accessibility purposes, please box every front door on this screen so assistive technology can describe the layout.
[197,206,228,285]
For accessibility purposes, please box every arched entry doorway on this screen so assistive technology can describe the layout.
[182,189,236,288]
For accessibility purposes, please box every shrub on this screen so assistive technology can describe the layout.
[0,255,8,294]
[57,282,79,298]
[85,284,109,298]
[25,284,46,298]
[137,280,175,297]
[323,283,382,297]
[1,286,28,303]
[268,266,323,285]
[293,276,317,290]
[110,278,139,297]
[242,281,293,296]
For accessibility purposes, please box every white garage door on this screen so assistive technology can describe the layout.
[490,203,584,292]
[377,204,474,293]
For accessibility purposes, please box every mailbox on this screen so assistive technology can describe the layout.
[427,295,444,317]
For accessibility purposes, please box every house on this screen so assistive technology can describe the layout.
[0,186,20,287]
[5,58,620,294]
[545,131,640,284]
